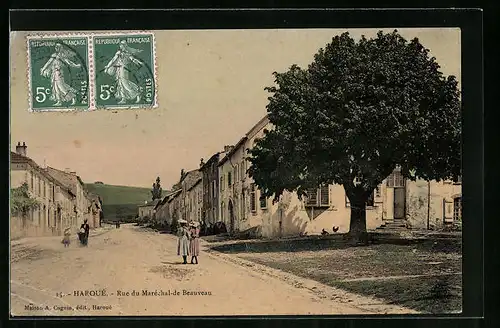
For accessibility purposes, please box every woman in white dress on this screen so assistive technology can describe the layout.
[103,40,143,105]
[40,43,81,106]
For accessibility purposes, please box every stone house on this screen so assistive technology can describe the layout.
[200,152,222,225]
[45,166,91,227]
[154,189,181,227]
[10,143,78,238]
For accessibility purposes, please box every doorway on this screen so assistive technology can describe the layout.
[393,187,406,219]
[228,200,235,234]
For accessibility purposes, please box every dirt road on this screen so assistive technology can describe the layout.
[10,224,403,316]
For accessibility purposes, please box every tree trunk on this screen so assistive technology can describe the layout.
[347,196,369,244]
[344,185,372,245]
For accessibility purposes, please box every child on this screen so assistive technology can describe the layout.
[62,227,71,247]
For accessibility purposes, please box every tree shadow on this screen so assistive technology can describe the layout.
[161,261,186,265]
[208,234,462,254]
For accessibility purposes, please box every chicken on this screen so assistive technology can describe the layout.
[332,226,339,233]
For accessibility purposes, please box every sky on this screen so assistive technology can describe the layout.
[10,28,461,188]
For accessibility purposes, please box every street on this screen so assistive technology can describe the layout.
[11,224,413,316]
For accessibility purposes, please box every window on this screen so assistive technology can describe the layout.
[240,192,246,220]
[43,180,46,197]
[375,185,381,198]
[306,185,330,207]
[386,169,404,187]
[454,176,462,185]
[212,180,217,199]
[250,184,257,212]
[234,164,239,182]
[30,172,33,190]
[228,172,232,186]
[259,193,267,210]
[220,201,224,221]
[240,162,245,181]
[220,176,225,191]
[453,197,462,221]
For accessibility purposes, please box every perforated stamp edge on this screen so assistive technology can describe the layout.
[90,30,158,111]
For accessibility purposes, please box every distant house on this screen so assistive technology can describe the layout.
[137,199,161,223]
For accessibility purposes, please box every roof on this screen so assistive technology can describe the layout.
[181,169,203,190]
[187,177,202,192]
[200,152,220,170]
[218,136,247,167]
[10,152,75,197]
[167,189,182,202]
[217,114,270,167]
[138,199,161,208]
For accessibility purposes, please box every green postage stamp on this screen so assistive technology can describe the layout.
[27,36,90,112]
[92,33,157,109]
[26,32,157,112]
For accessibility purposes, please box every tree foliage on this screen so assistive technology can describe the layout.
[151,176,163,201]
[248,30,461,240]
[11,183,40,217]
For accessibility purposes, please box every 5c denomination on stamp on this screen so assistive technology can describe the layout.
[92,33,157,110]
[27,36,89,112]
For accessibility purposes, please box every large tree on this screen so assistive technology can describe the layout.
[11,183,40,218]
[248,30,461,242]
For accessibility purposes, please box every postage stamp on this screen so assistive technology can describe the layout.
[27,36,89,112]
[92,33,157,109]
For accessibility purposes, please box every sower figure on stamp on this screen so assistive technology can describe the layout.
[177,219,190,264]
[103,40,143,105]
[189,221,200,264]
[40,43,81,106]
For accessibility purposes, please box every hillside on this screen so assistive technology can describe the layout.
[85,183,154,221]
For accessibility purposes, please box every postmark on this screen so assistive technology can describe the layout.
[92,33,157,110]
[27,35,89,112]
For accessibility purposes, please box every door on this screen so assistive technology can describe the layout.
[393,187,406,219]
[228,200,235,233]
[278,208,284,237]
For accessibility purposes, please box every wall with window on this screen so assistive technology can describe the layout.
[406,178,462,230]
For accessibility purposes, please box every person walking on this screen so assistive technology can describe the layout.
[189,221,200,264]
[80,219,90,246]
[176,219,190,264]
[62,227,71,247]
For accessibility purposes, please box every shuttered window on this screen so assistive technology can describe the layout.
[306,185,330,207]
[250,184,257,212]
[259,192,267,210]
[240,161,246,181]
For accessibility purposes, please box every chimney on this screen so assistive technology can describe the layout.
[15,142,27,156]
[223,145,234,153]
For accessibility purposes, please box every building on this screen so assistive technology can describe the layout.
[154,189,182,227]
[45,165,91,227]
[216,115,463,238]
[137,199,161,222]
[10,142,78,238]
[179,169,203,223]
[186,175,203,223]
[200,148,231,226]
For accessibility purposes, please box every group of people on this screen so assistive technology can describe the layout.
[61,219,90,247]
[177,220,200,264]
